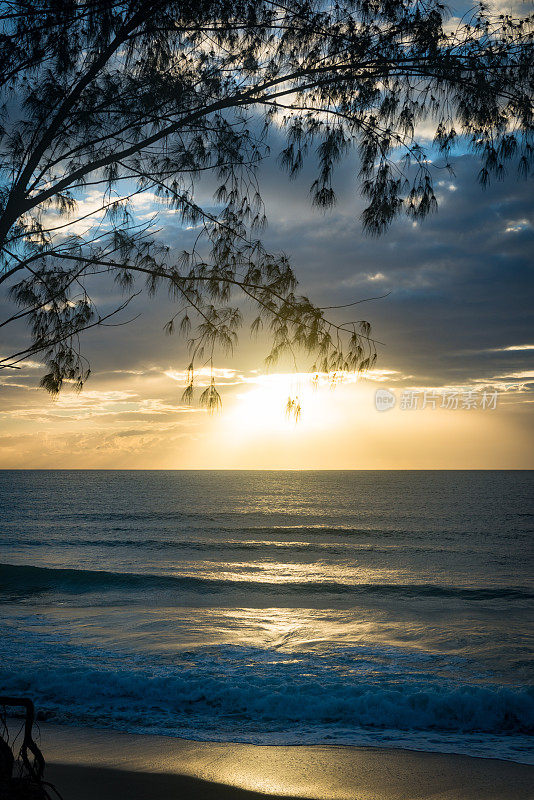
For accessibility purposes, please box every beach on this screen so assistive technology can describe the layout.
[32,721,533,800]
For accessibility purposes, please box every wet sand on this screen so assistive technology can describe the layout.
[29,721,534,799]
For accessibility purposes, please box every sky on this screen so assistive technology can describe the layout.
[1,113,533,470]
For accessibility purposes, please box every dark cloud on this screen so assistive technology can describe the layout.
[1,141,532,399]
[249,151,534,388]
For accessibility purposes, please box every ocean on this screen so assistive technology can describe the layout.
[0,470,532,763]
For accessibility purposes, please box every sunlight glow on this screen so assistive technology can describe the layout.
[226,372,349,434]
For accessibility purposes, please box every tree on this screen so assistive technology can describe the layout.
[0,0,532,403]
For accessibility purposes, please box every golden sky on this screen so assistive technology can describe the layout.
[1,147,532,469]
[0,360,532,468]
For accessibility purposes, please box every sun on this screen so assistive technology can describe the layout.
[225,373,344,435]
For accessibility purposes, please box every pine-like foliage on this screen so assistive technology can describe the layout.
[0,0,532,392]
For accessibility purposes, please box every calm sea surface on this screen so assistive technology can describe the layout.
[0,470,532,762]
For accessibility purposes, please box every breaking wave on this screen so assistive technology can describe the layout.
[1,563,532,600]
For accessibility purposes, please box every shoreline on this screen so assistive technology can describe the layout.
[20,721,534,800]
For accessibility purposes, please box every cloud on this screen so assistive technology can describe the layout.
[490,344,534,352]
[165,367,240,385]
[0,126,532,466]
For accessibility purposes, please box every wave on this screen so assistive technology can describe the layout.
[1,563,532,601]
[1,644,533,745]
[0,537,469,557]
[0,537,375,553]
[3,519,420,537]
